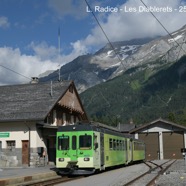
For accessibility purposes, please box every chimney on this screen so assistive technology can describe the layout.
[30,77,39,84]
[129,118,133,124]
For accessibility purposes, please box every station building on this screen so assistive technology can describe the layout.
[0,80,88,167]
[130,118,186,160]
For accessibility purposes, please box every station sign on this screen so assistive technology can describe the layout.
[0,132,10,138]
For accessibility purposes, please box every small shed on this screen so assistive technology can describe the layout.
[130,118,186,160]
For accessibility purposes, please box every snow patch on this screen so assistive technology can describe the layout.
[110,62,121,67]
[171,31,178,36]
[150,45,156,50]
[168,35,183,43]
[122,54,128,60]
[106,50,114,57]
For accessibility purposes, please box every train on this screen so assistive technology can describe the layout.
[56,121,145,175]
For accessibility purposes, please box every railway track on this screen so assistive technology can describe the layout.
[16,175,83,186]
[124,159,176,186]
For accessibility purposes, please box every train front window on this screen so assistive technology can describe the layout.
[79,135,92,149]
[58,135,69,150]
[72,135,76,150]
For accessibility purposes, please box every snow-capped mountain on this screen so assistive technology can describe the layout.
[112,25,186,78]
[40,25,186,93]
[39,38,152,92]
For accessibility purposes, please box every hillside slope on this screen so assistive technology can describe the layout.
[80,56,186,125]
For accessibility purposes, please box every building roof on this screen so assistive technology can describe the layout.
[117,123,136,132]
[130,118,186,133]
[0,81,84,122]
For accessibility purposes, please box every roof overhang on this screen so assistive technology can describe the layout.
[130,118,186,133]
[36,122,58,129]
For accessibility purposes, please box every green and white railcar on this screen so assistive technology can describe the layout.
[56,122,145,175]
[132,140,146,162]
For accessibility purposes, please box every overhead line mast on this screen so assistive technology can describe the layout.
[58,27,61,81]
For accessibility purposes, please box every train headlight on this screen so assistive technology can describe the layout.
[84,157,90,161]
[59,158,64,162]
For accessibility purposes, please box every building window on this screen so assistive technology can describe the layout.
[53,110,57,125]
[47,112,53,124]
[69,85,73,93]
[7,141,15,150]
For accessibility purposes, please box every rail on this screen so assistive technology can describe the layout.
[124,159,176,186]
[10,175,84,186]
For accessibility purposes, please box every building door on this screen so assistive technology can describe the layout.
[139,133,159,160]
[47,137,56,164]
[163,132,184,159]
[22,140,29,164]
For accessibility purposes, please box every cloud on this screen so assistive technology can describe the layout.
[28,41,58,61]
[28,41,87,65]
[0,16,10,28]
[0,40,88,85]
[70,0,186,52]
[0,46,59,85]
[48,0,87,19]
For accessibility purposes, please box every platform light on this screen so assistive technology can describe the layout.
[59,158,64,162]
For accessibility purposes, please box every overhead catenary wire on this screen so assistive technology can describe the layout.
[0,64,31,80]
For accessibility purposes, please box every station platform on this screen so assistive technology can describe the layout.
[0,165,59,186]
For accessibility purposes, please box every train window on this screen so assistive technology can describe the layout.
[134,142,137,150]
[58,136,69,150]
[79,135,92,149]
[113,139,116,150]
[94,134,98,150]
[122,140,125,150]
[116,140,119,150]
[133,142,143,151]
[72,136,76,150]
[109,139,113,150]
[129,141,132,150]
[119,140,122,151]
[125,140,127,151]
[133,142,136,150]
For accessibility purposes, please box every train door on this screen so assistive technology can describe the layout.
[58,134,78,163]
[125,139,128,163]
[71,135,78,161]
[130,140,133,161]
[127,139,133,163]
[100,133,104,166]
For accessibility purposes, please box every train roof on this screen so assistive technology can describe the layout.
[58,121,118,131]
[57,121,134,139]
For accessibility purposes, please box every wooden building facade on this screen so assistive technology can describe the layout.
[0,80,88,167]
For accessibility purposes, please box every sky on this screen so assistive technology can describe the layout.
[0,0,186,85]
